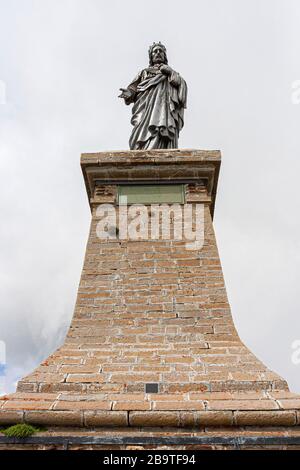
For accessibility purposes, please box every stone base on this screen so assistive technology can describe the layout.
[2,150,299,432]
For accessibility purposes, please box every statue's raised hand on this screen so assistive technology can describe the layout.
[118,88,132,100]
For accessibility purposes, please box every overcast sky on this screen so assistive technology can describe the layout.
[0,0,300,394]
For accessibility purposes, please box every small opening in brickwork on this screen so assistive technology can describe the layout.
[145,383,159,393]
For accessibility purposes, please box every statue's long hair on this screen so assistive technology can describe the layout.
[148,42,168,66]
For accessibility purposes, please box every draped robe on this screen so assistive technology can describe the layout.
[124,66,187,150]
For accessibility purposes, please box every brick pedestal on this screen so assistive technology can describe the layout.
[1,150,300,447]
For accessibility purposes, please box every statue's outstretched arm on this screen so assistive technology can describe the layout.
[119,71,142,105]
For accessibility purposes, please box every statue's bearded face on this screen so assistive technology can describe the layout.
[151,46,167,65]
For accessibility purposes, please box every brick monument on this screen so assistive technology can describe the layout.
[1,149,300,449]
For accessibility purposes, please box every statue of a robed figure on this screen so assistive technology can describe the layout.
[119,42,187,150]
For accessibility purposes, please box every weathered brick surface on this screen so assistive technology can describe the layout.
[2,149,299,429]
[129,411,180,427]
[234,410,297,426]
[84,411,128,427]
[0,410,24,425]
[24,410,83,427]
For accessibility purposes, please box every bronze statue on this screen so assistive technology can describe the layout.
[119,42,187,150]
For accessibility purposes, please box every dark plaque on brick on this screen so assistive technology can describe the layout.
[145,383,159,393]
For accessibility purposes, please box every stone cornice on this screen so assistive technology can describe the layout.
[81,149,221,218]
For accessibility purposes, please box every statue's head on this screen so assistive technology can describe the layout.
[148,42,168,66]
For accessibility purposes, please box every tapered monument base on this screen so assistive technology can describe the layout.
[1,150,299,448]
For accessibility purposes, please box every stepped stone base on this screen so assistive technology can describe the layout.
[1,149,300,435]
[1,390,300,428]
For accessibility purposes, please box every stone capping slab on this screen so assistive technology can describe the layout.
[2,430,300,449]
[80,149,221,217]
[1,391,300,428]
